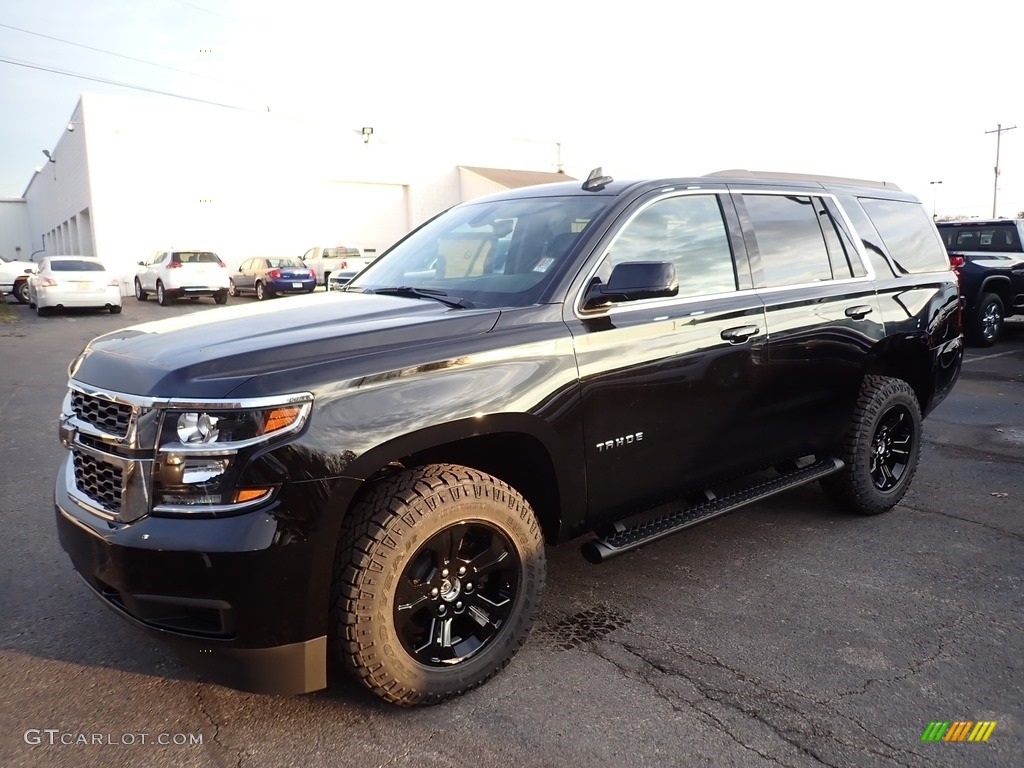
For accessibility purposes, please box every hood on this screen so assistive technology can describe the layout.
[70,292,500,398]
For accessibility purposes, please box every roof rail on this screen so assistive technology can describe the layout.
[705,169,901,192]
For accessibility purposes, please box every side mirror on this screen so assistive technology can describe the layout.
[584,261,678,309]
[237,266,243,272]
[137,261,145,266]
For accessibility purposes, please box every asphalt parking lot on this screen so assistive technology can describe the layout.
[1,293,1021,768]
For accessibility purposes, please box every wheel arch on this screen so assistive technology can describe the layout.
[341,415,578,545]
[864,335,934,413]
[977,275,1012,306]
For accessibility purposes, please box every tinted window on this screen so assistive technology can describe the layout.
[351,196,607,308]
[743,194,832,287]
[823,198,868,277]
[269,258,304,268]
[50,260,104,271]
[859,198,949,273]
[936,223,1023,253]
[175,251,222,264]
[603,194,736,298]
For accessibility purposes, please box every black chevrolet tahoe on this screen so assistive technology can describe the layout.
[55,170,963,706]
[935,218,1024,345]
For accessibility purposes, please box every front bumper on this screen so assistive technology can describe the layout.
[54,454,329,695]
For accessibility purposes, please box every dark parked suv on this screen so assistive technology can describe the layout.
[935,219,1024,345]
[55,170,963,706]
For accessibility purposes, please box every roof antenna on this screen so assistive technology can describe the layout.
[583,167,613,192]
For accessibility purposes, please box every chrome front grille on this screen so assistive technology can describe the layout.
[71,390,133,438]
[71,450,123,515]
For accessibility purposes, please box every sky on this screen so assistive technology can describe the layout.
[2,0,1024,218]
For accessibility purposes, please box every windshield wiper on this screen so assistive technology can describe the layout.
[357,286,476,309]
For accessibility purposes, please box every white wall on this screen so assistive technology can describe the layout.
[0,199,32,262]
[20,92,562,283]
[24,101,92,262]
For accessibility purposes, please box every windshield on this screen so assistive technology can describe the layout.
[269,258,304,268]
[348,196,607,308]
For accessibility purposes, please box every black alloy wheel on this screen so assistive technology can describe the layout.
[869,405,914,492]
[394,521,521,666]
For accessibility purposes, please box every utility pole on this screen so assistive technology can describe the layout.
[985,123,1016,217]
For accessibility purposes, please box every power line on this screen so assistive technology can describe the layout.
[0,21,232,83]
[0,55,255,112]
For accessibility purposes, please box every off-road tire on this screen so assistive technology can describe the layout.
[332,463,545,707]
[822,375,922,515]
[134,278,148,301]
[969,292,1003,347]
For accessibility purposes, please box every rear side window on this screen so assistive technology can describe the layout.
[858,198,948,274]
[742,194,832,287]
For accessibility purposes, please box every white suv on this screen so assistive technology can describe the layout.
[135,250,230,306]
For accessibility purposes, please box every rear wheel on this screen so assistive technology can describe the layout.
[157,281,172,306]
[109,304,122,314]
[822,376,922,515]
[14,280,30,304]
[134,278,148,301]
[255,281,266,301]
[969,293,1004,347]
[214,289,228,305]
[332,464,545,707]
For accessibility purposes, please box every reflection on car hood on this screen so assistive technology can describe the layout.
[72,292,500,398]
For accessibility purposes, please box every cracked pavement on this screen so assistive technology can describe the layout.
[1,300,1021,767]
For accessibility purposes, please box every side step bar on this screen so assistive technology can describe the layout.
[581,457,844,564]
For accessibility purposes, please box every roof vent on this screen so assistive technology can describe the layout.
[583,167,613,192]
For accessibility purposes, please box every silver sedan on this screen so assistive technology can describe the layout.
[28,256,123,316]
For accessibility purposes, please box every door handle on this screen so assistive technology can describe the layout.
[845,305,873,320]
[720,325,760,343]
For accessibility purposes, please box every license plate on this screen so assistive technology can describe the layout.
[76,282,93,291]
[292,282,302,288]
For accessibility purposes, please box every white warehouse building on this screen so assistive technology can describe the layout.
[7,92,571,287]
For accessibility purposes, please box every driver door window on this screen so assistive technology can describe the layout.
[599,194,738,300]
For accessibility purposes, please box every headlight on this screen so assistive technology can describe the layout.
[154,395,312,514]
[165,402,309,452]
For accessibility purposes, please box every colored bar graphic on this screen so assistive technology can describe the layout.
[945,721,972,741]
[922,720,996,742]
[921,722,950,742]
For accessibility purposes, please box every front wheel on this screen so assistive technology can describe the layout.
[969,293,1004,347]
[228,279,238,297]
[14,280,30,304]
[822,376,922,515]
[332,464,546,707]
